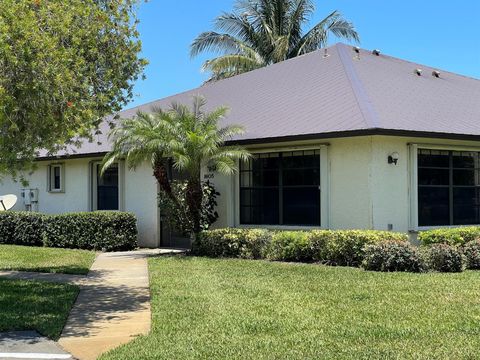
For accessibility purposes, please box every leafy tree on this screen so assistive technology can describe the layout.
[191,0,359,81]
[0,0,146,178]
[103,96,250,235]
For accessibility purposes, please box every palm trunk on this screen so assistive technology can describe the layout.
[153,160,175,201]
[186,177,203,234]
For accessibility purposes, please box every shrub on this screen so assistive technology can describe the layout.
[195,228,407,266]
[192,228,271,259]
[419,227,480,246]
[307,230,332,262]
[0,212,45,246]
[264,231,313,262]
[322,230,408,267]
[159,180,219,237]
[361,240,425,272]
[0,211,137,251]
[43,212,137,251]
[424,244,465,272]
[462,240,480,270]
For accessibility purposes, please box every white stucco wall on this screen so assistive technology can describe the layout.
[327,137,372,230]
[0,158,159,248]
[124,163,159,247]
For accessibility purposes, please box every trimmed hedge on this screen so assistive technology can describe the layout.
[0,211,137,251]
[194,228,408,266]
[462,240,480,270]
[265,231,313,262]
[419,227,480,246]
[0,212,45,246]
[362,240,425,272]
[319,230,408,267]
[192,228,271,259]
[423,243,465,273]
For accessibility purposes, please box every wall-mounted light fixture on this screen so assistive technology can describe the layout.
[388,152,399,165]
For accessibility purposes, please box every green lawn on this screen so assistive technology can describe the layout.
[0,278,78,339]
[102,256,480,360]
[0,244,95,275]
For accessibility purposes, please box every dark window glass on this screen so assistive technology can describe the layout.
[418,150,449,167]
[97,164,119,210]
[283,188,320,225]
[418,150,480,226]
[240,150,320,226]
[418,187,449,226]
[418,168,449,186]
[453,169,477,186]
[452,152,478,168]
[53,166,61,189]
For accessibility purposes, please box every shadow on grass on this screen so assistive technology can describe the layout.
[0,279,79,339]
[0,265,90,275]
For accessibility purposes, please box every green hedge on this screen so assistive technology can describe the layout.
[361,240,425,272]
[0,211,137,251]
[192,228,271,259]
[194,228,407,266]
[419,227,480,246]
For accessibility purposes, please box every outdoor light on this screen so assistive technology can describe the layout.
[388,152,399,165]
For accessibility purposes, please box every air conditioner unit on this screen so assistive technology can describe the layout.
[21,189,31,206]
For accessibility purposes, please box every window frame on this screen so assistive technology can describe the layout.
[47,163,64,193]
[235,145,329,230]
[409,143,480,230]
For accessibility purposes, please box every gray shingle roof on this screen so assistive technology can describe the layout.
[43,43,480,158]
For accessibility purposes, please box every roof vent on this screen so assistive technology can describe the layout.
[372,49,381,56]
[323,48,330,58]
[353,46,361,60]
[432,70,441,78]
[414,68,423,76]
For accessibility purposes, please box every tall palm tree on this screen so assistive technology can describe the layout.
[191,0,359,81]
[102,96,250,234]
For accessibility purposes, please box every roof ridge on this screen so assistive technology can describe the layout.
[336,43,381,129]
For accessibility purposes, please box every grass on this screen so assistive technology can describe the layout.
[0,244,95,275]
[102,256,480,360]
[0,278,79,339]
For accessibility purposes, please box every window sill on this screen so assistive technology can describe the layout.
[48,190,64,194]
[237,224,324,231]
[415,224,480,232]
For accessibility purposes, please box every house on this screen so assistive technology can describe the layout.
[1,43,480,248]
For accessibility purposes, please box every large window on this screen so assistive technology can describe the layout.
[240,150,320,226]
[418,149,480,226]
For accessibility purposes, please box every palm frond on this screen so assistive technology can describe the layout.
[292,10,359,56]
[190,32,255,58]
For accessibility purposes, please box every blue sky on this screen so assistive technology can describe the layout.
[127,0,480,109]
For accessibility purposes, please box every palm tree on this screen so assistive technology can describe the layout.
[191,0,359,81]
[102,96,250,234]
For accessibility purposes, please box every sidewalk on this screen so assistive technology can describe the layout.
[0,248,184,360]
[59,249,184,360]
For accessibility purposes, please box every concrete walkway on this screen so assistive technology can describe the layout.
[0,248,185,360]
[59,249,184,360]
[0,331,72,360]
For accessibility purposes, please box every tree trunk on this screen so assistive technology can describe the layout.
[186,177,203,234]
[153,160,174,201]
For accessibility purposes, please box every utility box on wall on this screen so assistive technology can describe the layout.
[21,188,39,211]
